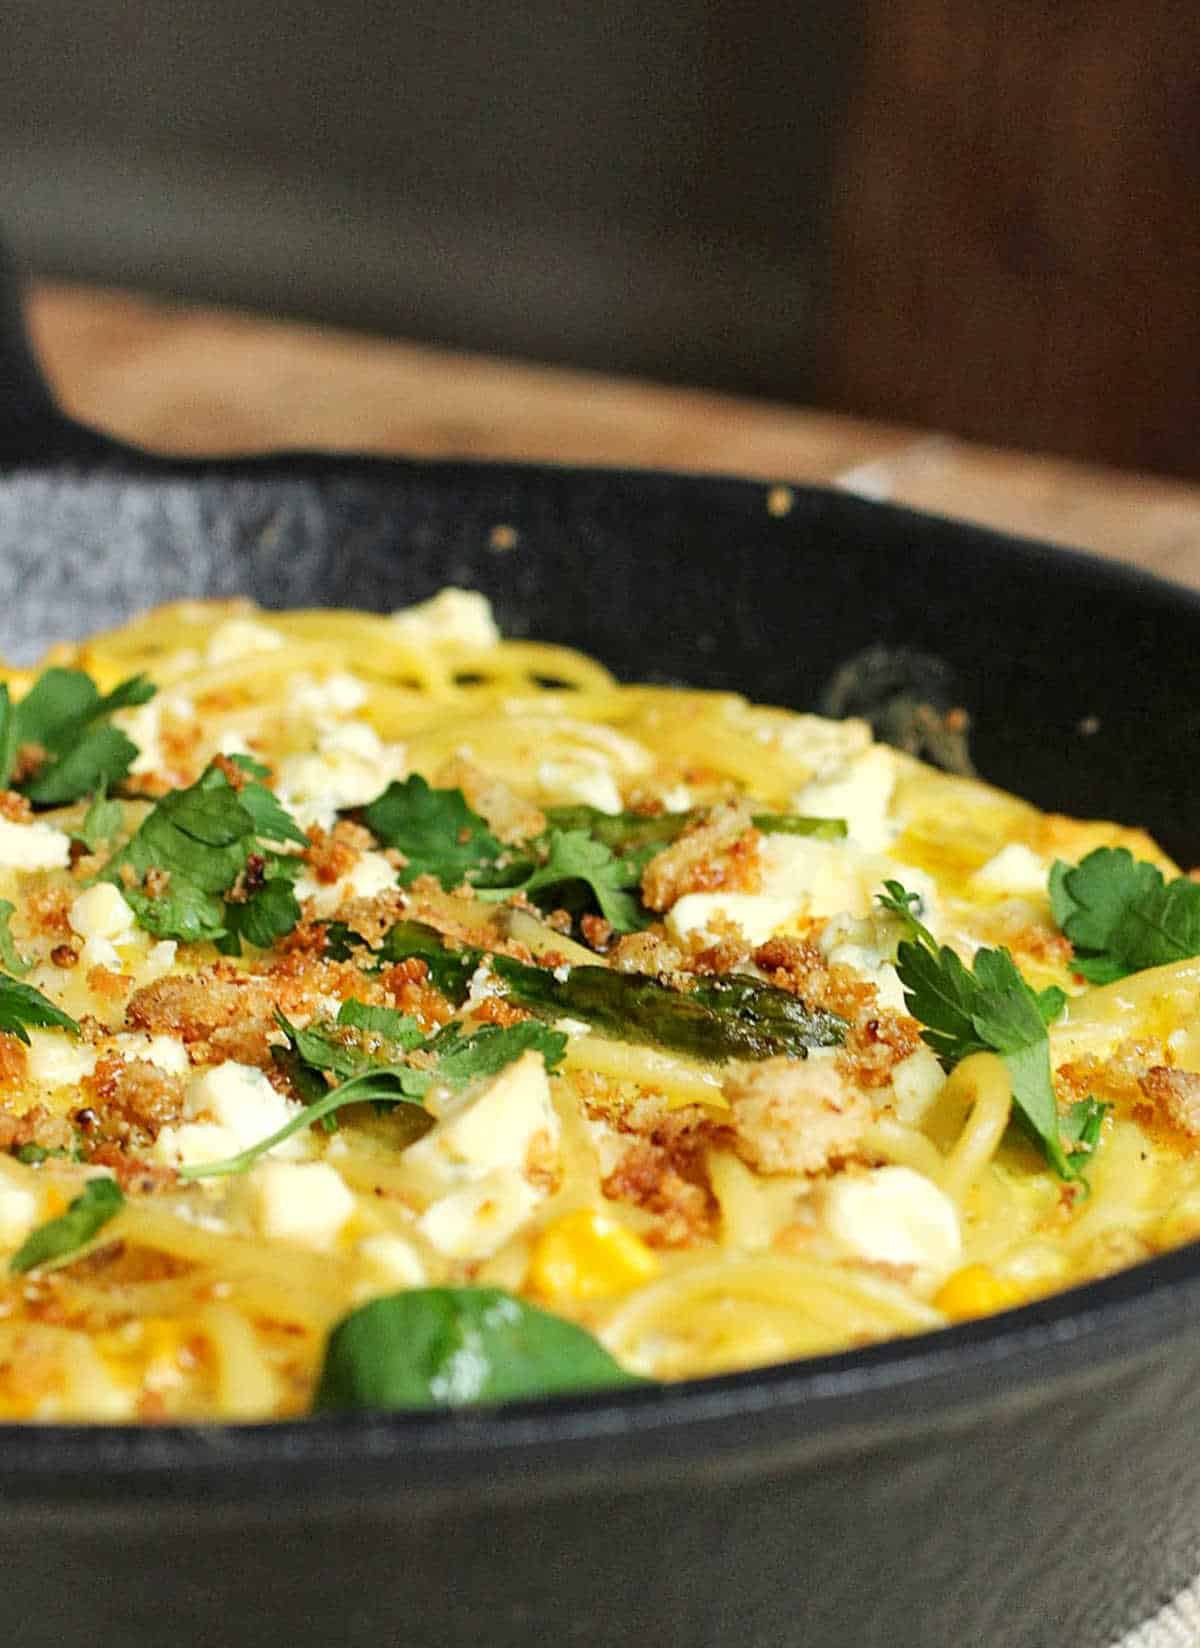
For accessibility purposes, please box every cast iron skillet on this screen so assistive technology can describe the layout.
[2,247,1200,1648]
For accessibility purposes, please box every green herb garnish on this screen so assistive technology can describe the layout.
[97,763,305,951]
[74,784,124,853]
[0,899,32,978]
[0,974,80,1044]
[878,880,1098,1182]
[363,775,503,888]
[314,1287,644,1411]
[475,828,648,933]
[0,668,156,805]
[9,1178,124,1273]
[180,1017,567,1180]
[1050,847,1200,985]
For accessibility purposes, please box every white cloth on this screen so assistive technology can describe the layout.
[1118,1576,1200,1647]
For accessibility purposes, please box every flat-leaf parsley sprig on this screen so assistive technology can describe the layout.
[1049,846,1200,985]
[878,881,1105,1182]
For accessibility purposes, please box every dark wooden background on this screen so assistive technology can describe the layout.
[1,0,1197,476]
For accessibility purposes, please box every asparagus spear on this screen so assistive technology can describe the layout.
[543,805,846,853]
[336,923,847,1062]
[490,955,845,1062]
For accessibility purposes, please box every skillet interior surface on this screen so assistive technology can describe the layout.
[3,253,1200,1648]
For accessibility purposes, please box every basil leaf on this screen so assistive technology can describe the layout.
[314,1287,645,1411]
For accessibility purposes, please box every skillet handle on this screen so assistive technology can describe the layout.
[0,238,114,466]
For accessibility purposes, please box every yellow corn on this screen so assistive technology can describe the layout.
[528,1208,659,1301]
[935,1263,1024,1321]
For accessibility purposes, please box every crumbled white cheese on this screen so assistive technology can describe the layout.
[152,1121,243,1169]
[276,721,406,818]
[25,1030,97,1088]
[390,588,500,650]
[293,849,396,917]
[794,744,897,852]
[111,1032,191,1076]
[138,940,178,984]
[204,617,286,665]
[972,843,1050,898]
[819,910,907,1013]
[821,1165,961,1276]
[760,836,940,929]
[184,1061,304,1158]
[536,760,623,814]
[417,1168,540,1259]
[288,671,368,718]
[767,713,873,781]
[246,1160,356,1247]
[356,1232,427,1288]
[405,1050,559,1188]
[660,784,693,813]
[69,883,136,944]
[0,1179,39,1245]
[119,692,195,779]
[666,891,799,949]
[758,836,878,921]
[0,816,71,871]
[890,1046,947,1125]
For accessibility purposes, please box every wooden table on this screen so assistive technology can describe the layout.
[26,283,1200,593]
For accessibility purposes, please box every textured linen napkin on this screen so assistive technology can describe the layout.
[1118,1579,1200,1647]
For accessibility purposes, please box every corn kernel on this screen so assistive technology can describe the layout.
[528,1208,659,1301]
[935,1263,1024,1321]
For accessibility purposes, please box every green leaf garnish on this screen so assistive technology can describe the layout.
[2,667,156,805]
[329,919,479,1002]
[363,776,503,888]
[0,899,32,978]
[180,1017,566,1180]
[476,828,648,933]
[75,785,124,853]
[313,1287,645,1411]
[98,763,306,950]
[1049,847,1200,984]
[878,879,1083,1182]
[9,1178,124,1273]
[0,975,80,1044]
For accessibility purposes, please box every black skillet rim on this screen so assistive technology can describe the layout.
[0,453,1196,1496]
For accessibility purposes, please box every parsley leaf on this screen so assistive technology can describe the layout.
[363,776,503,888]
[99,764,306,950]
[9,1178,124,1273]
[420,1018,568,1087]
[181,1016,566,1180]
[218,877,303,954]
[476,828,648,933]
[0,899,32,978]
[2,667,156,805]
[235,777,310,849]
[1049,847,1200,984]
[314,1286,644,1412]
[75,785,124,853]
[0,975,80,1044]
[878,880,1082,1182]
